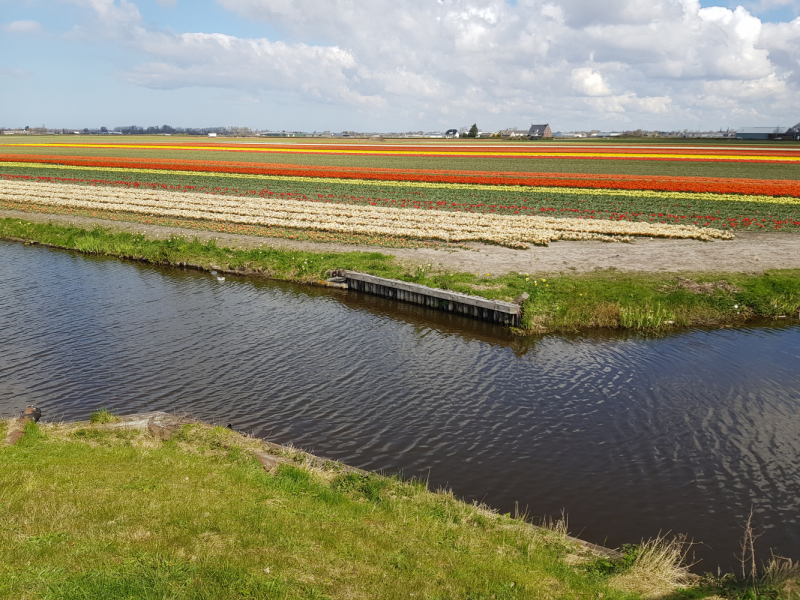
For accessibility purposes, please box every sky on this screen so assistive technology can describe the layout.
[1,0,799,132]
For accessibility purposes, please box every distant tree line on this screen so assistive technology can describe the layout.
[113,125,249,136]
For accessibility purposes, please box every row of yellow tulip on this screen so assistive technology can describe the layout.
[1,161,798,205]
[6,143,800,163]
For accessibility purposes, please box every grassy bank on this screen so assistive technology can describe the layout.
[1,417,684,600]
[2,217,799,332]
[4,416,797,599]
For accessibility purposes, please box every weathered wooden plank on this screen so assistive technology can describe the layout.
[343,271,520,316]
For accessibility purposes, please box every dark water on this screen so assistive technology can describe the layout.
[1,240,798,572]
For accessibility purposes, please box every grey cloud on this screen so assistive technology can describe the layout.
[541,0,687,28]
[760,18,800,71]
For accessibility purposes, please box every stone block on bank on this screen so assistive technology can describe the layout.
[147,419,181,441]
[252,451,282,473]
[21,406,42,423]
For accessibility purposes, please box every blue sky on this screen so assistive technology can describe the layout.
[2,0,799,132]
[699,0,799,22]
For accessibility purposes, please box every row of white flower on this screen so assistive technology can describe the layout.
[1,180,734,248]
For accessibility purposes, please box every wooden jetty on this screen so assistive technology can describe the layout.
[326,270,522,327]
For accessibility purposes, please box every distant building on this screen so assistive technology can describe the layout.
[207,132,217,137]
[735,126,791,140]
[591,132,623,138]
[260,131,301,137]
[445,129,459,138]
[528,124,552,139]
[499,128,529,138]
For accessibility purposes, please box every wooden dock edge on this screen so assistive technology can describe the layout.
[331,270,522,327]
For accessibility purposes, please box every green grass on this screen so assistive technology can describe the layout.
[89,408,120,424]
[2,420,795,598]
[2,218,799,333]
[0,420,654,600]
[0,217,412,278]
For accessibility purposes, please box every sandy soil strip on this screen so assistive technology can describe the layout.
[2,208,798,275]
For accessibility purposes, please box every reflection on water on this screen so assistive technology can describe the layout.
[1,241,798,571]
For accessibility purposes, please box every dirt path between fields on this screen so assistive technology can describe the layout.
[3,209,799,275]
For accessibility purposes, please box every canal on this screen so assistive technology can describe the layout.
[1,240,798,572]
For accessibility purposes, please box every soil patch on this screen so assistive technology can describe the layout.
[670,277,742,295]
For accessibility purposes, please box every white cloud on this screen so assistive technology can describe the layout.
[699,73,792,109]
[540,3,565,25]
[75,0,141,24]
[571,68,611,96]
[2,20,42,34]
[62,0,142,39]
[50,0,800,128]
[123,32,386,108]
[759,17,800,85]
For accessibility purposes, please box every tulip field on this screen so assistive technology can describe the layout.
[0,179,733,248]
[1,138,798,247]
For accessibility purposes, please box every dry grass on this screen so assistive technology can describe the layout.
[610,534,693,599]
[763,554,800,599]
[587,302,623,328]
[540,509,570,538]
[668,277,742,295]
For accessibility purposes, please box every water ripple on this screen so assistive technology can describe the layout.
[1,241,799,570]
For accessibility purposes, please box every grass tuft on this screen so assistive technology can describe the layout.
[769,293,800,316]
[18,420,46,446]
[610,533,693,598]
[762,554,800,599]
[620,302,677,330]
[89,408,120,424]
[540,510,570,538]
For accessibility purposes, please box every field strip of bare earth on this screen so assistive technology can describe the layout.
[0,179,733,249]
